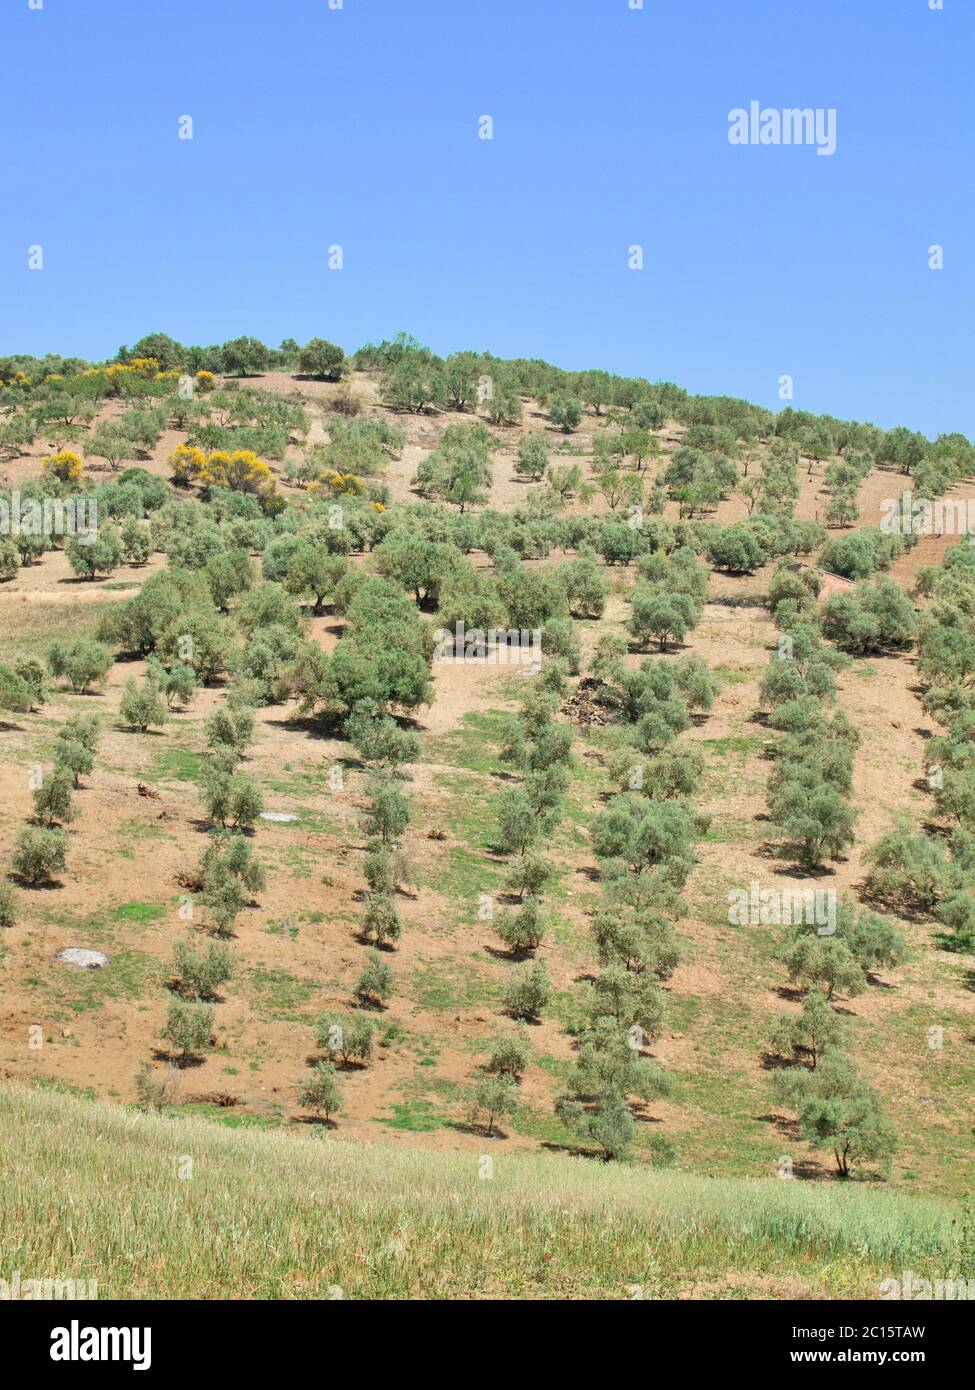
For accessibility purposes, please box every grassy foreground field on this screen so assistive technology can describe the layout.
[1,1082,963,1300]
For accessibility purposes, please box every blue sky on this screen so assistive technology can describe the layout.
[2,0,971,437]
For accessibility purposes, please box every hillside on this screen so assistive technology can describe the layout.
[1,339,974,1221]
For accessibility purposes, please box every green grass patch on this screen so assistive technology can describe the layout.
[426,709,510,774]
[113,901,166,925]
[148,745,203,783]
[243,967,319,1022]
[42,948,161,1015]
[382,1099,450,1133]
[163,1102,282,1131]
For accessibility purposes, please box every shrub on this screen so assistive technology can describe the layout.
[556,1091,636,1161]
[162,1000,214,1064]
[172,940,234,1000]
[766,991,851,1069]
[66,527,123,580]
[299,1060,342,1122]
[0,537,19,580]
[134,1060,182,1111]
[779,933,865,1001]
[315,1012,376,1067]
[32,768,75,826]
[503,961,551,1021]
[484,1030,531,1081]
[769,781,857,870]
[360,773,410,844]
[628,588,697,652]
[296,338,345,379]
[495,789,542,856]
[201,769,263,830]
[0,881,18,928]
[42,449,84,483]
[12,826,68,884]
[549,394,583,432]
[204,705,254,757]
[821,577,917,654]
[495,898,547,954]
[514,434,550,481]
[467,1074,518,1137]
[771,1054,896,1179]
[354,950,394,1005]
[505,852,554,901]
[119,676,168,732]
[52,736,94,788]
[47,638,112,694]
[169,443,207,486]
[362,891,402,947]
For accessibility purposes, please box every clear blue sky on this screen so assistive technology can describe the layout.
[2,0,971,438]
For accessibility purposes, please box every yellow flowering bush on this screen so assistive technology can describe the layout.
[169,443,207,486]
[324,471,365,498]
[195,370,215,391]
[201,449,275,496]
[42,450,84,484]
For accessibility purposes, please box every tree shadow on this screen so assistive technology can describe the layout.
[540,1139,612,1163]
[765,853,841,880]
[351,995,388,1013]
[151,1048,207,1069]
[264,715,336,740]
[759,1050,808,1073]
[575,864,601,882]
[187,1091,239,1108]
[10,873,64,891]
[482,942,536,963]
[167,980,229,1005]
